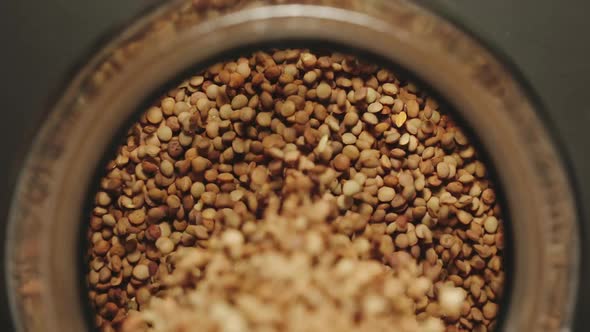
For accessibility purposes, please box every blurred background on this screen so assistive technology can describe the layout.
[0,0,588,330]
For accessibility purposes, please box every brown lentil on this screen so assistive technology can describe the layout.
[87,48,505,332]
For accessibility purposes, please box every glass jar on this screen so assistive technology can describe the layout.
[5,1,579,331]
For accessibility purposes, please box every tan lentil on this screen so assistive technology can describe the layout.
[87,48,505,332]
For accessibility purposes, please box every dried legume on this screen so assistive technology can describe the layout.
[87,48,506,332]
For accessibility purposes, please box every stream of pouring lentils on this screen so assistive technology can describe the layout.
[86,48,505,332]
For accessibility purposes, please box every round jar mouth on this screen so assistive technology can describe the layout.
[5,1,580,332]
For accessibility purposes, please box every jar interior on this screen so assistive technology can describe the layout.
[79,41,514,331]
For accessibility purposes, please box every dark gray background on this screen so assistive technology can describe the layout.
[0,1,588,330]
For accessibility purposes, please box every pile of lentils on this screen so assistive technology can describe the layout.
[86,48,505,332]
